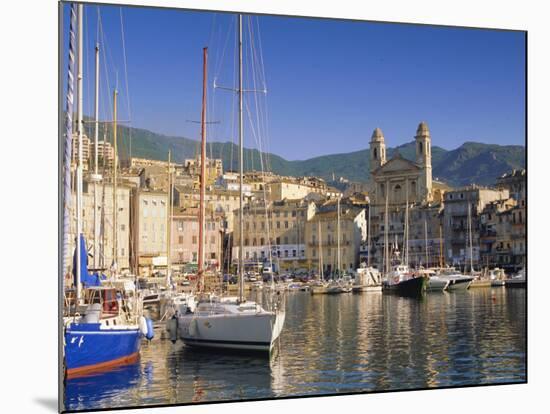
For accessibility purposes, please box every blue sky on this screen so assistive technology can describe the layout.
[62,3,525,160]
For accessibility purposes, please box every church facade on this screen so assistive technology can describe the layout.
[366,122,438,269]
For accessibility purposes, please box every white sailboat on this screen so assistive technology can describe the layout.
[425,220,449,291]
[177,20,285,353]
[353,202,382,292]
[310,220,329,294]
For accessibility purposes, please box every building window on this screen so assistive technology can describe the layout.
[374,147,378,160]
[418,142,423,154]
[276,221,280,229]
[178,236,183,244]
[292,250,296,257]
[245,238,249,246]
[284,250,288,258]
[192,236,197,244]
[284,236,289,244]
[313,249,316,257]
[285,221,289,229]
[276,237,280,245]
[260,237,265,245]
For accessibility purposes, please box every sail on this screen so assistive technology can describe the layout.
[73,234,102,287]
[63,3,77,287]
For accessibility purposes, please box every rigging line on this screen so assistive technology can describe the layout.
[97,10,113,121]
[248,16,266,175]
[85,8,91,121]
[214,16,235,85]
[244,94,273,270]
[119,7,133,159]
[227,18,238,173]
[249,17,271,182]
[248,16,270,176]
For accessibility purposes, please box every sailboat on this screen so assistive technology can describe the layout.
[382,186,427,296]
[353,202,382,292]
[310,220,329,294]
[326,198,352,293]
[177,25,285,353]
[62,4,152,379]
[424,220,450,291]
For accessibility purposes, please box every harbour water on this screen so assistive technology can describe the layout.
[64,288,526,411]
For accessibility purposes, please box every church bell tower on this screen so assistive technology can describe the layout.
[415,121,433,202]
[370,127,386,173]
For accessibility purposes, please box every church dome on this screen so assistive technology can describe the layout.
[416,121,430,137]
[371,127,385,142]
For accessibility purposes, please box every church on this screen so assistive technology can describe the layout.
[366,122,439,269]
[369,122,433,208]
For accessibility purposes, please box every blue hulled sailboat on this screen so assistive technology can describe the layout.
[62,4,152,379]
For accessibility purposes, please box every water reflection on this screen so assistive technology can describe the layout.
[64,289,526,411]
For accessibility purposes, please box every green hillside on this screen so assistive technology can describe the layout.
[84,122,525,188]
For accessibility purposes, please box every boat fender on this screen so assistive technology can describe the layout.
[145,317,154,340]
[168,316,178,343]
[189,318,197,337]
[139,316,148,337]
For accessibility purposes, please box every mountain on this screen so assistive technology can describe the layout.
[432,142,525,186]
[85,122,525,188]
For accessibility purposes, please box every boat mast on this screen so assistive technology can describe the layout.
[238,14,245,303]
[405,183,409,267]
[367,202,371,268]
[439,224,443,268]
[424,218,428,268]
[318,220,322,281]
[166,150,172,288]
[112,88,118,279]
[75,3,84,302]
[384,189,389,275]
[198,47,208,292]
[468,201,474,274]
[337,196,341,277]
[92,42,101,270]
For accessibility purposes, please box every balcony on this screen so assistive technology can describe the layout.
[308,240,351,247]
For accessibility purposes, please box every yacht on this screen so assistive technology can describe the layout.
[383,264,427,296]
[178,295,285,352]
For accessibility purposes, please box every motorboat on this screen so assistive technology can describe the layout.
[177,295,285,352]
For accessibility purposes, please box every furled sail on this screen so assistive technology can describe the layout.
[62,3,77,286]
